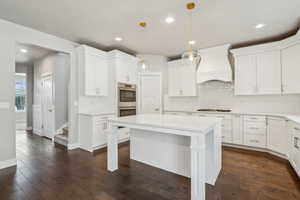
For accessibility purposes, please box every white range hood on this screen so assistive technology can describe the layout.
[197,44,232,83]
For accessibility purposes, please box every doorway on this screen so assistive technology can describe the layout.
[15,43,70,145]
[15,73,27,132]
[138,73,162,114]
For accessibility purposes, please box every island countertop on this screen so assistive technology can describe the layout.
[108,114,222,134]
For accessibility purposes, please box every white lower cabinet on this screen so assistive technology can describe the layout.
[289,122,300,176]
[79,114,129,152]
[267,117,288,156]
[232,114,243,145]
[243,115,267,148]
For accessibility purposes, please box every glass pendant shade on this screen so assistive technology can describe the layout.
[137,59,148,71]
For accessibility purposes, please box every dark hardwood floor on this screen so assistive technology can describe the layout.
[0,132,299,200]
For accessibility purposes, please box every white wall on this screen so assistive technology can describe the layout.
[164,81,300,114]
[34,53,70,131]
[0,18,77,166]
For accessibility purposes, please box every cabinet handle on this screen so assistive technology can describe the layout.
[294,127,300,131]
[249,127,259,130]
[250,139,259,143]
[294,137,299,149]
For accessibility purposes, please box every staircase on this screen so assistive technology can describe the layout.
[54,127,68,148]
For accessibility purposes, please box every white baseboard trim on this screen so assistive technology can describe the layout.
[68,143,80,150]
[222,143,288,160]
[0,158,17,170]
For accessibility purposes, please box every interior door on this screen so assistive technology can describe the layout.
[139,73,162,114]
[41,75,55,139]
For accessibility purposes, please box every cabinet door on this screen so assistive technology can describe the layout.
[94,55,108,96]
[128,59,138,84]
[168,61,182,96]
[257,51,281,94]
[282,43,300,94]
[84,48,108,96]
[267,118,287,155]
[85,54,97,96]
[181,61,197,96]
[235,55,257,95]
[93,120,108,147]
[232,115,243,145]
[116,59,128,83]
[290,128,300,176]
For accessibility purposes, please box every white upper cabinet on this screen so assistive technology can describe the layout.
[78,45,108,96]
[110,50,138,85]
[234,55,257,95]
[281,43,300,94]
[233,51,281,95]
[168,59,197,97]
[231,29,300,95]
[257,51,281,94]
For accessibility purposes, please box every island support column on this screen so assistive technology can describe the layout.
[190,134,206,200]
[107,125,119,172]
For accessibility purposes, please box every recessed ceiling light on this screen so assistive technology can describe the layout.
[115,37,123,42]
[20,48,28,53]
[165,17,175,24]
[255,24,265,29]
[189,40,196,45]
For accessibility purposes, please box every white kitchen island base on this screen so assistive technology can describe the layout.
[130,128,221,185]
[107,114,222,200]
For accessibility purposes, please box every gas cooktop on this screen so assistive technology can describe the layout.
[197,109,232,113]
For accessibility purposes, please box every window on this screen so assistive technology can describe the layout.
[15,73,26,112]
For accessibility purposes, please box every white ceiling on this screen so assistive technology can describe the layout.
[16,43,55,64]
[1,0,300,57]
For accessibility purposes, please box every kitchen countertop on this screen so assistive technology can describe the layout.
[164,110,300,124]
[108,114,222,135]
[78,111,116,116]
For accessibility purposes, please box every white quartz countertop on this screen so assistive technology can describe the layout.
[78,111,115,116]
[164,110,300,124]
[108,114,222,134]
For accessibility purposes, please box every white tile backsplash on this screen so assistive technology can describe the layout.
[164,82,300,114]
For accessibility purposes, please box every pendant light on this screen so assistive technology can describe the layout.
[182,2,201,68]
[137,22,148,71]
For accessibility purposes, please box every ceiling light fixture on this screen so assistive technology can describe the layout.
[165,17,175,24]
[182,2,201,67]
[189,40,196,45]
[255,23,265,29]
[115,37,123,42]
[20,48,28,53]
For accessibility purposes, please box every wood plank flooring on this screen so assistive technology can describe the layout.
[0,132,299,200]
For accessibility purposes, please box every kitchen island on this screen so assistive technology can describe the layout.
[107,114,222,200]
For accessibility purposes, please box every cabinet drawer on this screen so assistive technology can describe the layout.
[222,135,233,143]
[244,115,266,122]
[244,121,266,135]
[244,134,266,148]
[207,114,232,120]
[222,119,232,129]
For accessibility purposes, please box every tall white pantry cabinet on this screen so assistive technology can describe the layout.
[77,46,139,152]
[232,29,300,95]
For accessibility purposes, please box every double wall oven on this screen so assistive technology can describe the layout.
[118,83,137,117]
